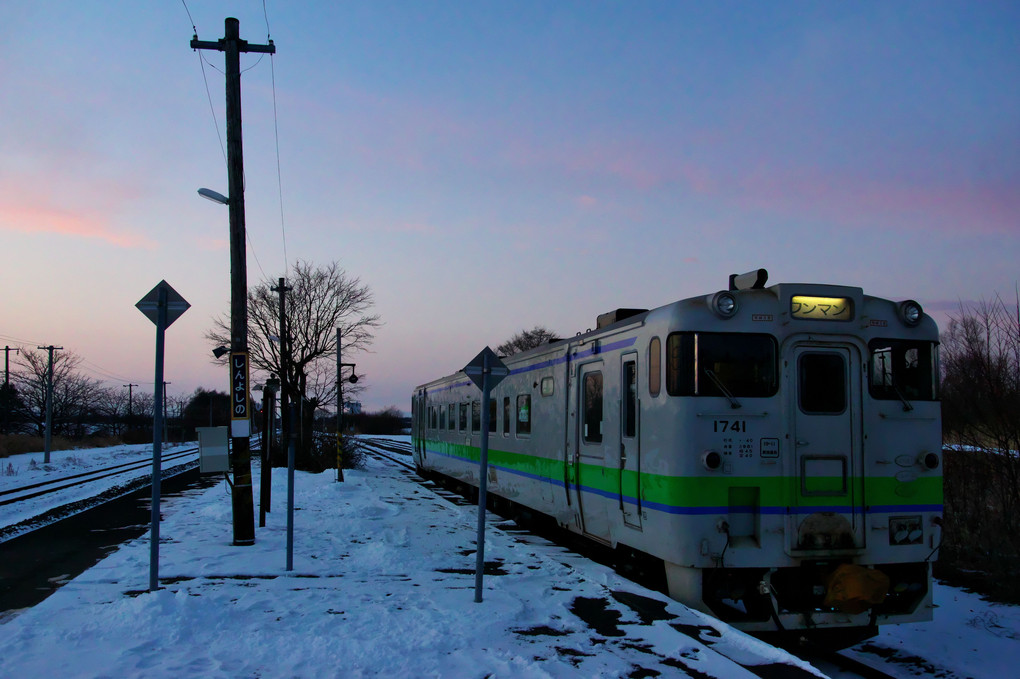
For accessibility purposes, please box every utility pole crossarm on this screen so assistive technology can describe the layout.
[191,36,276,54]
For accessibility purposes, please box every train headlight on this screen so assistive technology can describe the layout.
[918,451,939,470]
[710,291,738,319]
[898,300,923,327]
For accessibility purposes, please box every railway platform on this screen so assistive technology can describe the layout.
[0,440,823,678]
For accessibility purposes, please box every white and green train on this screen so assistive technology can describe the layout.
[411,270,941,645]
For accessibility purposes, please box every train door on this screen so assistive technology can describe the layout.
[575,361,612,541]
[788,343,865,552]
[619,353,642,529]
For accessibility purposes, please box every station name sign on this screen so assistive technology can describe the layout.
[231,351,251,437]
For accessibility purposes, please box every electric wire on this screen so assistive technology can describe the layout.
[263,0,290,277]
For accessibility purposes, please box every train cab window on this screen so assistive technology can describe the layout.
[583,372,604,443]
[649,337,661,397]
[489,399,498,433]
[869,339,939,401]
[503,397,511,436]
[799,353,846,414]
[459,403,468,431]
[471,401,481,433]
[517,395,532,436]
[666,332,778,398]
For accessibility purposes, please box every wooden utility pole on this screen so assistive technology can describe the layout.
[2,346,19,435]
[37,345,62,464]
[191,18,275,546]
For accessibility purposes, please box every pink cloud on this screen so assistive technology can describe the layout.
[0,202,156,249]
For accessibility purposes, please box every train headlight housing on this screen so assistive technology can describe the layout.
[710,291,738,319]
[918,451,939,470]
[889,516,923,545]
[702,450,722,471]
[899,300,923,327]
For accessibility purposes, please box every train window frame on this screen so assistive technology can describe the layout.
[798,352,848,415]
[649,337,661,397]
[517,394,532,437]
[623,360,637,439]
[541,376,555,397]
[665,332,778,398]
[868,339,939,402]
[503,396,511,436]
[583,371,604,443]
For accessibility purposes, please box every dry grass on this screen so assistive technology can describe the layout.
[0,434,124,458]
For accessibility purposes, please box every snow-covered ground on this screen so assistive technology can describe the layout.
[0,438,1017,678]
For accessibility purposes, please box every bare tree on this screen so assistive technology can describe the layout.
[940,295,1020,596]
[496,326,560,357]
[207,260,380,463]
[12,349,106,437]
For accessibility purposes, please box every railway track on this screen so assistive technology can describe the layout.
[0,447,200,507]
[357,436,905,679]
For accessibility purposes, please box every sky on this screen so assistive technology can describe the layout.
[1,1,1018,414]
[2,436,1018,678]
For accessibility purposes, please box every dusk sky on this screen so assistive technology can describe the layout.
[2,1,1017,414]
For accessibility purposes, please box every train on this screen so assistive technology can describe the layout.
[411,269,942,646]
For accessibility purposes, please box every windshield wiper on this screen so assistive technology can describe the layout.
[890,380,914,412]
[705,369,742,409]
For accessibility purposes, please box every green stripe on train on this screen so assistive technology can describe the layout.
[421,438,942,508]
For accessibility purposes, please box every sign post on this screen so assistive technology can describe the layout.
[463,347,509,603]
[136,280,189,591]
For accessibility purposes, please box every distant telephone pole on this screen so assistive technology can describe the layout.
[124,383,138,426]
[38,345,62,464]
[191,18,275,547]
[2,346,19,434]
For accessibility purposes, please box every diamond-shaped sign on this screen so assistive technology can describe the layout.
[136,280,190,328]
[463,346,509,391]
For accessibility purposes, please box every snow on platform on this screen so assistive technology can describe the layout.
[0,449,820,678]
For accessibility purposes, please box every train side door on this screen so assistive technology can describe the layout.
[576,361,612,541]
[788,343,865,553]
[619,354,642,529]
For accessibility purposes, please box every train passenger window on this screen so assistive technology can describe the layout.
[624,361,637,438]
[459,403,468,431]
[429,406,436,430]
[517,395,531,436]
[799,353,846,414]
[471,401,480,433]
[541,376,554,397]
[649,337,661,397]
[439,405,446,430]
[489,399,498,433]
[868,339,939,401]
[666,332,778,398]
[583,372,604,443]
[448,404,455,430]
[503,397,511,436]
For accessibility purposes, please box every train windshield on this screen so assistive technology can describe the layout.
[868,339,939,401]
[666,332,778,398]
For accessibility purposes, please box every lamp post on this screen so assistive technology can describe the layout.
[200,188,255,546]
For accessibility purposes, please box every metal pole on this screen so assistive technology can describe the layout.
[474,351,493,603]
[336,328,345,483]
[149,285,168,591]
[286,407,296,571]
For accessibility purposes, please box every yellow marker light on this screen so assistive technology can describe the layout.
[791,295,853,321]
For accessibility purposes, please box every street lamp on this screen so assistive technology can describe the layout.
[198,187,228,205]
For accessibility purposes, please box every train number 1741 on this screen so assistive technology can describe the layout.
[713,419,747,433]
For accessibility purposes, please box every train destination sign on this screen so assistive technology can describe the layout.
[230,351,251,437]
[791,295,853,321]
